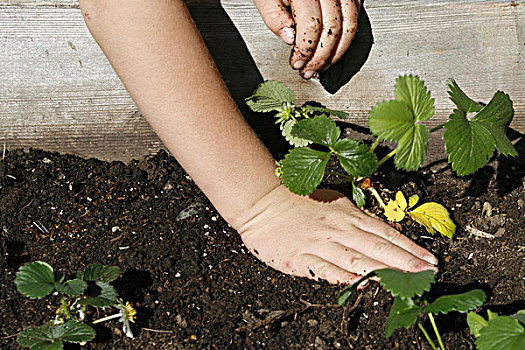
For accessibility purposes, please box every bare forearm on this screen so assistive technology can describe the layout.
[79,0,280,223]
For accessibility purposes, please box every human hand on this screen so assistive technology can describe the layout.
[253,0,360,79]
[234,185,438,285]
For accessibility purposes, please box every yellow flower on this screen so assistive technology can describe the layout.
[118,300,137,338]
[123,301,137,323]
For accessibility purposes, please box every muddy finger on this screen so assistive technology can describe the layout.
[328,0,359,65]
[289,0,322,70]
[300,0,343,79]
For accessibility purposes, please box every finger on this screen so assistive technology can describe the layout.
[328,0,359,65]
[289,0,322,70]
[294,254,362,284]
[254,0,295,45]
[356,215,439,265]
[300,0,342,79]
[315,242,397,276]
[333,227,438,273]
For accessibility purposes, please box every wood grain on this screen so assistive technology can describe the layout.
[0,0,523,162]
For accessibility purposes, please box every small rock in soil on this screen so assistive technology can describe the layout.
[488,214,506,229]
[176,202,204,221]
[494,227,506,238]
[307,319,319,327]
[482,201,493,217]
[314,336,327,348]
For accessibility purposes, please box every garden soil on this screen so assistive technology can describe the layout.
[0,147,523,349]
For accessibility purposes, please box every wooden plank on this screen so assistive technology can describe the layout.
[0,1,523,162]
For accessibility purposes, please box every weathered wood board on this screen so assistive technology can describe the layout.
[1,0,523,162]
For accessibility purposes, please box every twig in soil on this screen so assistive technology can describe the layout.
[19,199,34,212]
[0,332,20,339]
[465,225,495,239]
[235,296,363,333]
[142,328,173,334]
[340,293,363,335]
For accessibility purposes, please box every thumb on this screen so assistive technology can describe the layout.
[253,0,295,45]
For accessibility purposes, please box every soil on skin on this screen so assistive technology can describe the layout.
[0,147,523,349]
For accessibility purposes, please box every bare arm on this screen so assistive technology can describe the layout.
[79,0,280,224]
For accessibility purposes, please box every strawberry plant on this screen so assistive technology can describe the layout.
[337,268,486,350]
[15,261,136,349]
[246,75,517,238]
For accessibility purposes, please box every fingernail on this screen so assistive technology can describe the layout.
[425,254,439,265]
[293,60,305,70]
[302,70,316,80]
[279,27,295,45]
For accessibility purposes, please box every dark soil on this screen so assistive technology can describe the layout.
[1,147,524,349]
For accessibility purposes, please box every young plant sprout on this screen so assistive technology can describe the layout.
[337,268,486,350]
[14,261,135,349]
[246,76,517,216]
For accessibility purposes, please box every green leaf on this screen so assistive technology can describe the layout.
[18,322,62,349]
[444,90,516,175]
[385,297,423,338]
[245,80,295,112]
[472,91,517,157]
[291,116,340,147]
[476,316,525,350]
[368,100,414,142]
[81,281,118,307]
[424,289,486,315]
[59,321,96,343]
[376,268,435,298]
[281,148,330,195]
[488,309,499,321]
[18,321,95,349]
[302,105,348,119]
[333,139,378,177]
[352,183,366,209]
[15,262,56,299]
[55,279,87,298]
[510,310,525,325]
[446,79,483,114]
[394,75,435,122]
[78,264,120,283]
[468,312,488,338]
[281,119,310,147]
[444,109,496,176]
[394,124,429,171]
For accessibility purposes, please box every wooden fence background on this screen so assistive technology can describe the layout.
[1,0,524,162]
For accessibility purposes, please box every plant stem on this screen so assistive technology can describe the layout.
[369,139,381,153]
[92,313,122,324]
[367,187,386,209]
[428,313,446,350]
[377,149,397,168]
[429,123,446,133]
[417,322,438,350]
[60,295,70,320]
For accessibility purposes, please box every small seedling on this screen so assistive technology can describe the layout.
[15,261,136,349]
[246,76,516,238]
[337,268,486,350]
[467,309,525,350]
